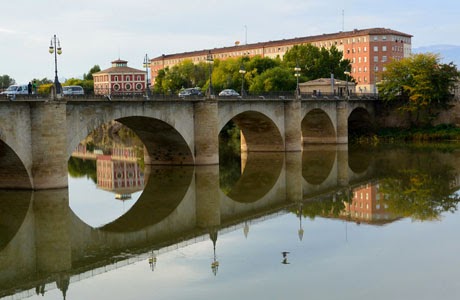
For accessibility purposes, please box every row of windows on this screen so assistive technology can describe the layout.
[95,83,144,91]
[94,75,144,82]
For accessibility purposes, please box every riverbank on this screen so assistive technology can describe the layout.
[354,124,460,144]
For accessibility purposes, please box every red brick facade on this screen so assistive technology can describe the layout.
[151,28,412,93]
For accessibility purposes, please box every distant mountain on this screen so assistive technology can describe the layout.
[413,45,460,66]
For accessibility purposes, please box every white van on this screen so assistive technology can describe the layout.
[1,84,29,96]
[63,85,84,95]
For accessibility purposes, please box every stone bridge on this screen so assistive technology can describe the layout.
[0,96,375,189]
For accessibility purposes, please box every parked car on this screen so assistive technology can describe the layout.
[219,89,240,97]
[63,85,84,95]
[1,84,29,96]
[178,88,203,98]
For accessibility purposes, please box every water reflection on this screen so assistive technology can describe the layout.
[0,144,459,298]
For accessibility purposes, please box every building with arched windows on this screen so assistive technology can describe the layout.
[93,59,147,95]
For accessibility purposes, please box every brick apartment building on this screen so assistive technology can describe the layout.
[150,27,412,94]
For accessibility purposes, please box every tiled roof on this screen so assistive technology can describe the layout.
[94,66,144,74]
[152,27,412,61]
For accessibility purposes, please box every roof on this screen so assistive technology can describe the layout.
[94,58,144,75]
[94,66,145,74]
[152,27,413,61]
[299,78,355,86]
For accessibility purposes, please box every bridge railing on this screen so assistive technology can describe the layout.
[0,89,380,102]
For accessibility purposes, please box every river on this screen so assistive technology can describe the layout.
[1,143,460,299]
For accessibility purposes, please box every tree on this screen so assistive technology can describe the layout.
[0,75,15,89]
[249,66,296,93]
[64,78,94,94]
[378,53,460,126]
[83,65,101,80]
[283,44,351,81]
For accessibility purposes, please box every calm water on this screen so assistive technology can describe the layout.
[2,144,460,299]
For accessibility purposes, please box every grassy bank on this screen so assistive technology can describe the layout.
[354,124,460,144]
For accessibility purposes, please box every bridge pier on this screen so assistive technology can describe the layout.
[194,101,219,165]
[30,102,68,189]
[336,101,349,144]
[284,100,302,151]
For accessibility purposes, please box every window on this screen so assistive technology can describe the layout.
[382,56,387,62]
[373,46,378,52]
[374,56,379,62]
[373,36,378,41]
[114,76,119,81]
[364,57,368,63]
[382,46,387,51]
[382,35,387,40]
[364,46,367,52]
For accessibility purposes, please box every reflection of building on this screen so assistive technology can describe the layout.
[97,155,144,198]
[342,182,398,224]
[93,59,146,95]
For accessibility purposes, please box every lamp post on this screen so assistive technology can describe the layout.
[48,34,62,94]
[206,51,213,98]
[143,54,151,98]
[294,63,301,99]
[239,63,246,97]
[344,71,350,99]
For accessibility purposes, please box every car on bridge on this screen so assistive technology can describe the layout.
[218,89,240,97]
[178,88,203,98]
[63,85,84,96]
[1,84,29,96]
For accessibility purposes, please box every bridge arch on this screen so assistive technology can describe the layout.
[348,106,375,138]
[301,108,337,144]
[219,110,284,152]
[66,103,196,165]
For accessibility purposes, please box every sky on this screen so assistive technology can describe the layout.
[1,0,459,84]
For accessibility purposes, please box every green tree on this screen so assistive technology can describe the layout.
[378,53,460,126]
[250,66,296,93]
[0,75,15,89]
[83,65,101,81]
[64,78,94,94]
[283,44,351,81]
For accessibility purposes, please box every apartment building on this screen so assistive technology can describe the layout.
[150,27,412,93]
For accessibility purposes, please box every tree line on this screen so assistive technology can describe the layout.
[153,44,353,94]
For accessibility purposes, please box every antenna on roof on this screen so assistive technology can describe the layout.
[244,25,247,45]
[342,9,345,31]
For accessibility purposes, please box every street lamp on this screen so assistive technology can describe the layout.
[294,63,301,99]
[344,71,351,99]
[48,34,62,94]
[143,54,151,98]
[239,63,246,97]
[206,51,213,98]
